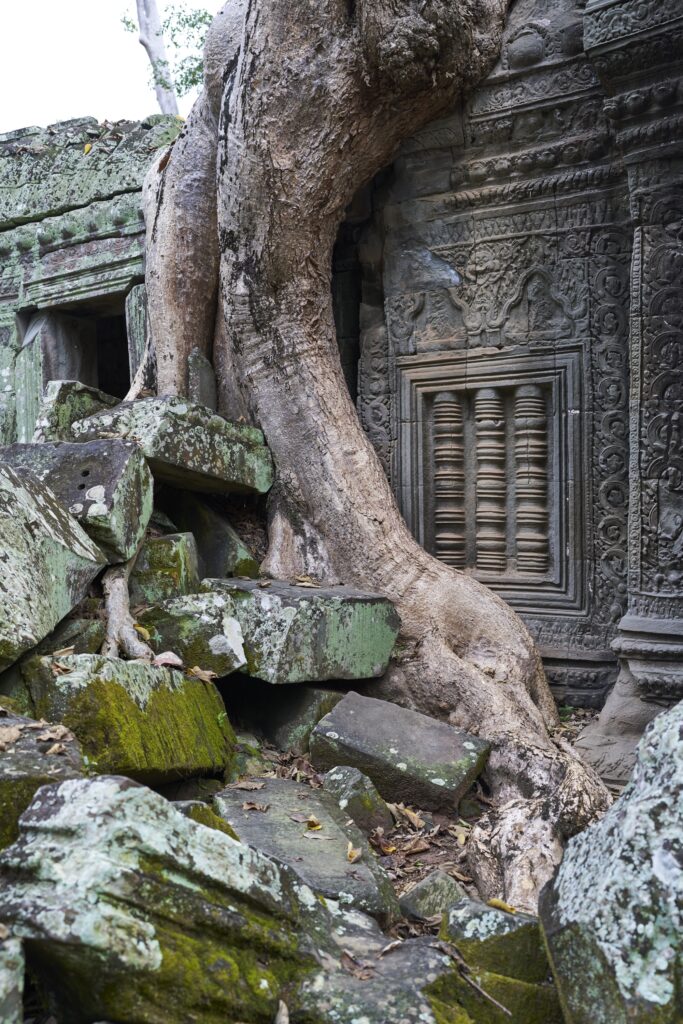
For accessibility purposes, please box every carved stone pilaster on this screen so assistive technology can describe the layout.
[474,388,507,573]
[514,385,549,575]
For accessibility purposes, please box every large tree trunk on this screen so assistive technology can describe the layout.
[143,0,611,910]
[136,0,180,116]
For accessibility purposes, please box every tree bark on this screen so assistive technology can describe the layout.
[143,0,611,910]
[136,0,180,116]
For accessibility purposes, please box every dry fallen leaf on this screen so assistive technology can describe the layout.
[52,646,75,658]
[37,725,71,743]
[242,802,270,812]
[51,661,73,677]
[487,898,517,915]
[133,624,151,642]
[187,666,218,683]
[0,923,9,940]
[402,836,431,856]
[83,142,92,154]
[230,780,266,791]
[258,579,272,588]
[45,743,67,756]
[376,939,403,959]
[340,950,375,981]
[347,841,362,864]
[0,726,21,752]
[292,574,320,588]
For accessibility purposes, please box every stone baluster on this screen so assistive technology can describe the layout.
[474,388,507,572]
[432,391,466,567]
[514,384,549,574]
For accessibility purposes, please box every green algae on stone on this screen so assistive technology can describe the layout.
[0,466,106,672]
[129,532,200,606]
[163,489,260,577]
[322,765,394,836]
[138,593,246,676]
[441,898,550,984]
[201,579,400,683]
[173,800,239,840]
[2,439,153,561]
[540,700,683,1024]
[0,710,83,851]
[214,776,400,925]
[427,963,562,1024]
[310,692,490,812]
[25,654,236,784]
[32,379,119,442]
[71,396,274,495]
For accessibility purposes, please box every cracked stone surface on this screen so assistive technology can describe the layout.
[137,592,247,677]
[129,532,200,606]
[32,380,119,443]
[0,465,105,672]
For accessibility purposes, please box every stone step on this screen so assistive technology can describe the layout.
[310,691,490,812]
[1,439,153,562]
[214,776,399,924]
[0,465,105,672]
[70,396,273,495]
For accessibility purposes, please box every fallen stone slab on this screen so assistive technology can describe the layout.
[32,379,119,442]
[164,490,259,577]
[71,396,274,495]
[0,708,83,850]
[0,774,531,1024]
[137,592,247,676]
[129,531,200,606]
[214,776,400,925]
[540,700,683,1024]
[323,765,394,836]
[442,898,551,985]
[0,466,106,672]
[399,870,468,923]
[310,692,490,812]
[201,579,400,683]
[23,654,236,784]
[1,439,153,562]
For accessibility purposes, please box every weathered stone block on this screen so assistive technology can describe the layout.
[214,776,400,924]
[224,679,345,754]
[129,532,200,606]
[540,701,683,1023]
[441,899,550,984]
[201,579,400,683]
[399,870,468,922]
[323,765,394,835]
[32,379,119,442]
[0,933,23,1024]
[138,593,246,676]
[24,654,236,784]
[310,692,490,812]
[0,466,106,672]
[164,490,259,577]
[0,708,83,850]
[71,396,274,495]
[1,439,153,562]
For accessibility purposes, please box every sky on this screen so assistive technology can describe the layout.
[0,0,217,135]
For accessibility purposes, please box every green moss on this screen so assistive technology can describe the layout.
[427,966,562,1024]
[33,675,235,784]
[184,802,239,841]
[428,996,475,1024]
[440,911,550,984]
[0,777,44,850]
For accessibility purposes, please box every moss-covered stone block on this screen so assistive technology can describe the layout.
[173,800,239,840]
[201,579,400,683]
[228,680,345,754]
[138,593,246,676]
[323,765,394,835]
[428,964,562,1024]
[0,709,83,851]
[163,490,259,577]
[130,532,200,606]
[214,776,400,925]
[24,654,236,784]
[2,439,153,562]
[0,465,106,672]
[32,380,119,443]
[400,870,468,922]
[440,899,550,984]
[540,700,683,1024]
[71,396,274,495]
[310,692,490,812]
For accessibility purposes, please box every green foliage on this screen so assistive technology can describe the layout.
[122,2,214,98]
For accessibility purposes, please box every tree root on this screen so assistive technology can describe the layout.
[101,547,154,661]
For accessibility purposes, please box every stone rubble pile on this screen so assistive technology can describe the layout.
[0,383,679,1023]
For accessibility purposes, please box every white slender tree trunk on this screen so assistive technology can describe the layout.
[136,0,179,116]
[141,0,611,910]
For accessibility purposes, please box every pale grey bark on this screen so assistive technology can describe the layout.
[142,0,611,909]
[136,0,179,116]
